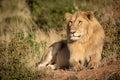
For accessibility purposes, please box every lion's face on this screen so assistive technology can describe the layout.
[65,10,93,41]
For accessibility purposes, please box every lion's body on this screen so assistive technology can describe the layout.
[38,10,105,70]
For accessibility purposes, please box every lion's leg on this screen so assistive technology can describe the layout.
[88,48,102,69]
[37,42,62,69]
[88,54,101,69]
[69,58,84,71]
[37,47,54,69]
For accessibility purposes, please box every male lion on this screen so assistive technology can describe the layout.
[37,10,105,71]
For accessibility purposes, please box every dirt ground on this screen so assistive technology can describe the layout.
[37,61,120,80]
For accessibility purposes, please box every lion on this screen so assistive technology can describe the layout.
[37,10,105,71]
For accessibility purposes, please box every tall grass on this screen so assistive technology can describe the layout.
[0,0,35,42]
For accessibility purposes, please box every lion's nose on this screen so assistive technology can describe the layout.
[70,31,75,34]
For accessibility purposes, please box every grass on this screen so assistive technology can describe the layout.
[0,0,120,79]
[26,0,98,31]
[0,32,47,80]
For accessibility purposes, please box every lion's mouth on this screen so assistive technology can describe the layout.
[69,34,81,40]
[71,35,80,38]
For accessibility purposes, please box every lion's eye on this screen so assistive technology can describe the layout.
[69,21,72,26]
[78,21,82,25]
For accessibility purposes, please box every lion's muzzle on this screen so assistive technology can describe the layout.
[69,31,80,40]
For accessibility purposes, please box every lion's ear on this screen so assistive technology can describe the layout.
[65,13,72,22]
[85,11,94,20]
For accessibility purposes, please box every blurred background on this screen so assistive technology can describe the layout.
[0,0,120,79]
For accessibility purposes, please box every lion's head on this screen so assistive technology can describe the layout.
[65,10,96,42]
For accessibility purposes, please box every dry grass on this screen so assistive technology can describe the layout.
[0,0,34,42]
[34,29,66,46]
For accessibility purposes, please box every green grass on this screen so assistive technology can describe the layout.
[27,0,103,31]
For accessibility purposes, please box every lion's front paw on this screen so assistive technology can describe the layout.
[37,64,46,70]
[71,65,84,72]
[47,64,57,70]
[88,61,99,69]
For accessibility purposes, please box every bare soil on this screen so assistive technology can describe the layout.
[38,61,120,80]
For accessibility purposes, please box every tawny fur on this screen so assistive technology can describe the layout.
[37,10,105,71]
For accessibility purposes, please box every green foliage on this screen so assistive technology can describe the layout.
[27,0,93,31]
